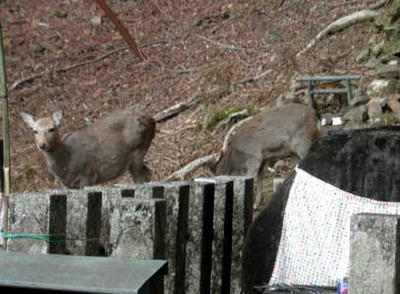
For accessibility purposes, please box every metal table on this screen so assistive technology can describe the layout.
[0,251,167,293]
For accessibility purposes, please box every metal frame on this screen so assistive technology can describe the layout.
[297,75,361,109]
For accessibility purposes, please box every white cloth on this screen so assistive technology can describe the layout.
[269,168,400,286]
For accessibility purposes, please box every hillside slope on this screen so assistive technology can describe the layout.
[0,0,379,191]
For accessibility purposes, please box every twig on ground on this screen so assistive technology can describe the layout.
[164,153,219,181]
[154,94,201,123]
[211,109,249,136]
[11,47,128,90]
[154,69,271,123]
[11,40,165,90]
[235,69,272,85]
[297,9,378,57]
[195,34,265,54]
[164,114,253,181]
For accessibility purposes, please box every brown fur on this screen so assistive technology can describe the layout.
[21,110,155,189]
[214,103,320,208]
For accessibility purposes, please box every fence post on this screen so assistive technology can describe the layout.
[243,178,254,236]
[345,79,352,105]
[221,180,234,294]
[85,192,102,256]
[48,193,67,254]
[306,80,313,109]
[174,184,190,294]
[200,183,215,294]
[63,190,102,256]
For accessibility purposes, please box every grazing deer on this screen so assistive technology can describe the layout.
[21,110,155,189]
[214,103,320,208]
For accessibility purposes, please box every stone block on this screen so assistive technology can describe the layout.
[387,95,400,116]
[85,186,128,255]
[367,97,387,120]
[108,198,167,259]
[58,189,102,256]
[7,192,66,254]
[85,183,164,256]
[189,177,253,294]
[376,63,400,79]
[350,213,400,294]
[343,105,368,123]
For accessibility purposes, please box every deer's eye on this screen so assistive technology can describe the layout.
[33,130,38,135]
[49,128,55,132]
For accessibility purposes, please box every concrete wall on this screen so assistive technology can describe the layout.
[3,176,254,294]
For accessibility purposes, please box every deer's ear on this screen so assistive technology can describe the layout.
[20,112,36,129]
[52,110,63,126]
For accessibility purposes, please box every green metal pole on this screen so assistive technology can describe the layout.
[0,23,11,195]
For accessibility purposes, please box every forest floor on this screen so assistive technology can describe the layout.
[0,0,378,192]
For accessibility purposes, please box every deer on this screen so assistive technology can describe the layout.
[213,103,321,209]
[21,110,155,189]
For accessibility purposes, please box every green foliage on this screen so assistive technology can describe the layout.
[202,105,245,130]
[269,30,282,43]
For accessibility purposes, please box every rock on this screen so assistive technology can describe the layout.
[367,97,387,120]
[91,16,102,36]
[366,79,400,97]
[375,63,400,79]
[31,43,45,54]
[52,8,68,18]
[91,16,102,26]
[371,40,385,56]
[343,105,368,123]
[364,56,382,69]
[387,95,400,117]
[366,79,389,97]
[380,53,400,64]
[349,93,369,107]
[356,48,370,64]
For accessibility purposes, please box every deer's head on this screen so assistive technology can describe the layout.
[21,110,63,152]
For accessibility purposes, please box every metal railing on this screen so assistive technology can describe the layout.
[297,75,361,109]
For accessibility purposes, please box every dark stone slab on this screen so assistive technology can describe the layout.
[0,250,167,293]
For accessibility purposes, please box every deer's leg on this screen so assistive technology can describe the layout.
[253,158,280,210]
[245,156,264,210]
[129,151,152,183]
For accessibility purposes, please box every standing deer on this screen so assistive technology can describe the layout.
[214,103,320,208]
[21,110,155,189]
